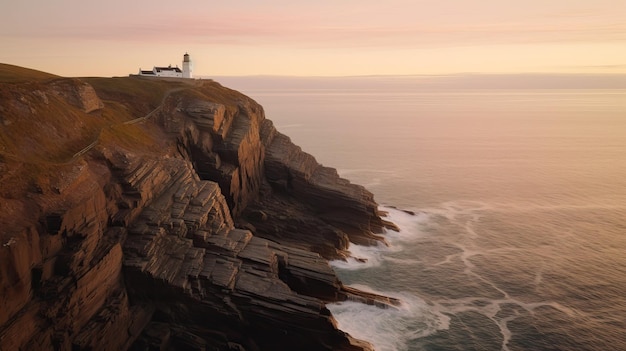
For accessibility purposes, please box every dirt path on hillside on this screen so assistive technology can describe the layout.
[68,82,200,162]
[1,78,205,165]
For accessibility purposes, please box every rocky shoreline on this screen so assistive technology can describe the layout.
[0,69,397,350]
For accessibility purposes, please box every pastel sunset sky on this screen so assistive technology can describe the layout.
[2,0,626,77]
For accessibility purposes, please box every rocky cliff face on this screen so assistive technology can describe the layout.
[0,70,395,350]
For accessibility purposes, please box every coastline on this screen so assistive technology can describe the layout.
[0,67,395,350]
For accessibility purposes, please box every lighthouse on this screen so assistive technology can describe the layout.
[182,53,193,78]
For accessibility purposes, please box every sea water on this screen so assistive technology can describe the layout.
[217,77,626,351]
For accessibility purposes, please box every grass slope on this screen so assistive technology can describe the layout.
[0,63,59,83]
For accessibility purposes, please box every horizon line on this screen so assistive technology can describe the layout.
[209,72,626,79]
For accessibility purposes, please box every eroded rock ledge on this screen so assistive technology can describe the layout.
[0,73,396,350]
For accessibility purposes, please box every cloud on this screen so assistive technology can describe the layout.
[3,1,626,50]
[42,17,626,50]
[565,64,626,70]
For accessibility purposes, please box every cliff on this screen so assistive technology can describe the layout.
[0,65,396,350]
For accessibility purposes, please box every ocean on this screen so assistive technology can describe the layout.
[216,76,626,351]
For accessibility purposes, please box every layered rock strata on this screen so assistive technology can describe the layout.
[0,71,395,350]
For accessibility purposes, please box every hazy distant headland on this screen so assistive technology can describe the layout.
[214,74,626,92]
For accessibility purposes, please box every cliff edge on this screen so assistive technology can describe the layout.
[0,65,395,350]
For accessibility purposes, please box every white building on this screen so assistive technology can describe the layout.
[137,53,193,78]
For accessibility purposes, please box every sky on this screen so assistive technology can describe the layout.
[1,0,626,77]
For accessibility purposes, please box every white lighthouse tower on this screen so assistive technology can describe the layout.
[182,53,193,78]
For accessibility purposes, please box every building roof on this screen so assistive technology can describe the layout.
[154,66,182,72]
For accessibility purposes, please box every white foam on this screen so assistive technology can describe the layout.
[330,207,430,270]
[381,206,431,243]
[330,242,388,270]
[328,287,450,351]
[328,206,450,350]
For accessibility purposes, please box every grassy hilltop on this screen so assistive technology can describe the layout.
[0,64,237,198]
